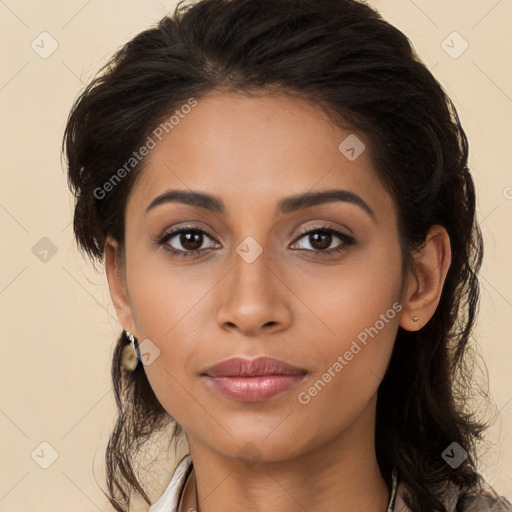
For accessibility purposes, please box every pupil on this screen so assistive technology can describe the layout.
[310,232,331,250]
[181,232,202,250]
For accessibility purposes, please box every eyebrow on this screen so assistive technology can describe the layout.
[145,188,376,220]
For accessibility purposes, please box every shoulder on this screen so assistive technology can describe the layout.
[394,478,512,512]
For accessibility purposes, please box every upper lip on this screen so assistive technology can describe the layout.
[202,356,307,378]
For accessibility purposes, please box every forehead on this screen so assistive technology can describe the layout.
[127,90,396,222]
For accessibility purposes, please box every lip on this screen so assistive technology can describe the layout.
[202,357,307,402]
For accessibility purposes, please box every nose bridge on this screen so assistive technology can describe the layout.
[231,237,278,308]
[235,239,273,293]
[215,233,292,334]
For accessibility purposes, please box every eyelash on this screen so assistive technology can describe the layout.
[156,224,355,258]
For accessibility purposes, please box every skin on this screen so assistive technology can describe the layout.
[105,89,451,512]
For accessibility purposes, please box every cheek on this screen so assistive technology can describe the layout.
[294,233,403,340]
[291,283,401,449]
[299,312,399,404]
[126,251,218,340]
[291,239,403,399]
[125,257,226,423]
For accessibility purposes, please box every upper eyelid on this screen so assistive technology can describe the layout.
[160,224,216,241]
[293,223,353,239]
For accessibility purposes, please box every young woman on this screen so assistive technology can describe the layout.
[62,0,512,510]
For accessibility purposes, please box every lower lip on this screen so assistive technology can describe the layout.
[204,375,306,402]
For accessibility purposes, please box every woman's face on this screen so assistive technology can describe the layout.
[117,90,408,461]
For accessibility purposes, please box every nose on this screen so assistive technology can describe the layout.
[215,251,293,337]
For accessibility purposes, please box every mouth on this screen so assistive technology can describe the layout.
[201,356,307,402]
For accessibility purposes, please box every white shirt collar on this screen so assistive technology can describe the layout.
[148,454,194,512]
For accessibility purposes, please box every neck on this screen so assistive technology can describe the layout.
[181,394,390,512]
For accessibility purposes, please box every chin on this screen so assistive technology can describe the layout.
[205,424,313,463]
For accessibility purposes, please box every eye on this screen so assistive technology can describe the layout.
[290,224,355,255]
[156,223,355,258]
[157,226,220,257]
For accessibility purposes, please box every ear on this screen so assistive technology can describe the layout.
[104,235,136,335]
[399,225,452,332]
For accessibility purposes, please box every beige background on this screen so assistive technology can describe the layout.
[0,0,511,510]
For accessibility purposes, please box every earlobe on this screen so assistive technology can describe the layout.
[399,225,452,332]
[104,236,135,333]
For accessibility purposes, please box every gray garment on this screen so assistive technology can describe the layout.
[393,473,512,512]
[148,454,512,512]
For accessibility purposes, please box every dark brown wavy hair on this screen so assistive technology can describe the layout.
[62,0,496,510]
